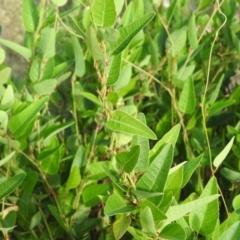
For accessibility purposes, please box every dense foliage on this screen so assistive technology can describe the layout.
[0,0,240,239]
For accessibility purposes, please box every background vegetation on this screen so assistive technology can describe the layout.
[0,0,240,239]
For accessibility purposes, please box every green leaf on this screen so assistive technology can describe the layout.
[166,27,187,55]
[178,78,196,114]
[86,27,104,60]
[8,97,48,138]
[140,207,156,236]
[188,14,198,50]
[149,124,180,163]
[0,47,5,64]
[136,144,173,193]
[82,183,112,207]
[220,167,240,182]
[189,177,219,236]
[107,53,122,85]
[100,163,126,191]
[106,110,157,140]
[41,58,55,80]
[0,173,26,200]
[104,194,135,216]
[232,195,240,210]
[159,223,186,240]
[113,216,131,240]
[0,110,8,130]
[132,190,162,200]
[111,12,155,55]
[0,67,12,84]
[30,211,42,230]
[208,74,224,104]
[182,155,202,187]
[1,85,14,110]
[41,27,55,58]
[8,97,48,139]
[48,205,67,230]
[116,145,140,173]
[22,0,39,32]
[51,0,67,7]
[79,92,102,106]
[65,166,81,192]
[71,36,85,77]
[219,222,240,240]
[0,38,32,60]
[128,226,145,240]
[132,113,150,173]
[0,152,15,167]
[165,194,220,224]
[30,59,41,82]
[34,79,57,96]
[91,0,116,27]
[213,137,235,169]
[208,99,235,116]
[40,145,61,175]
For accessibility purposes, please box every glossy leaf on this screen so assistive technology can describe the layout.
[189,177,219,236]
[220,167,240,182]
[91,0,116,27]
[219,222,240,240]
[213,137,235,169]
[106,110,157,140]
[113,216,131,240]
[111,12,155,55]
[8,97,48,138]
[22,0,38,32]
[0,38,32,60]
[0,173,26,200]
[116,145,140,173]
[136,144,173,193]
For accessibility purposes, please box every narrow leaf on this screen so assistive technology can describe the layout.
[41,27,55,58]
[22,0,38,32]
[107,53,122,85]
[188,14,198,49]
[0,152,15,167]
[79,92,102,106]
[111,12,155,55]
[140,207,156,235]
[0,38,32,60]
[65,166,81,191]
[106,110,157,140]
[178,77,196,114]
[213,137,235,169]
[0,173,26,200]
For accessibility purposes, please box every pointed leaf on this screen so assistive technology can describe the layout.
[34,79,57,96]
[208,74,224,104]
[113,216,131,240]
[189,177,219,236]
[131,190,162,200]
[0,67,12,84]
[0,38,32,60]
[86,27,104,60]
[188,14,198,50]
[0,173,26,200]
[159,223,186,240]
[140,207,156,235]
[128,226,145,240]
[0,152,15,167]
[79,92,102,106]
[111,12,155,55]
[178,78,196,114]
[116,145,140,173]
[165,194,220,224]
[91,0,116,27]
[213,137,235,169]
[8,97,48,138]
[22,0,38,32]
[41,27,55,58]
[219,222,240,240]
[107,53,122,85]
[149,124,180,163]
[48,205,66,230]
[106,110,157,140]
[71,36,85,77]
[132,113,150,173]
[65,166,81,191]
[136,144,173,193]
